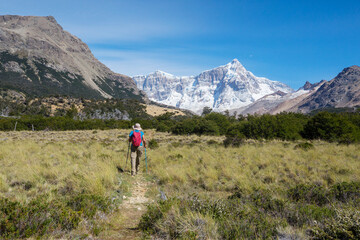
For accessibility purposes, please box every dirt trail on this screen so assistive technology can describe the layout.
[115,175,152,240]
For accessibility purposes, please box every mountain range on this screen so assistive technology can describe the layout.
[0,15,145,100]
[133,59,293,114]
[1,15,359,116]
[134,61,360,115]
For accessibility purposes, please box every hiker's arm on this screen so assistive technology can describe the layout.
[128,137,132,142]
[143,136,147,148]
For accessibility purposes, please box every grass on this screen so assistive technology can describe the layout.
[138,132,360,239]
[0,130,135,238]
[147,138,360,194]
[0,130,360,239]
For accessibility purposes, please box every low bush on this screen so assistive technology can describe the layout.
[148,139,159,149]
[141,181,360,239]
[309,209,360,239]
[288,184,329,206]
[330,181,360,203]
[140,194,282,239]
[294,142,314,151]
[66,194,112,218]
[0,193,114,239]
[0,196,81,239]
[288,182,360,206]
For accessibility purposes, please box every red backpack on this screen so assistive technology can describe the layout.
[132,131,142,147]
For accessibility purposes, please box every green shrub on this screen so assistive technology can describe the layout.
[0,193,114,239]
[330,181,360,203]
[309,209,360,239]
[138,199,177,234]
[0,196,81,239]
[285,204,335,227]
[66,194,112,218]
[288,184,329,206]
[294,142,314,151]
[148,139,159,149]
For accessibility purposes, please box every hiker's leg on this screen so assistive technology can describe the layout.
[136,146,143,173]
[130,145,137,176]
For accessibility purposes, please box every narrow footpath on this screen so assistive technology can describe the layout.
[115,175,152,240]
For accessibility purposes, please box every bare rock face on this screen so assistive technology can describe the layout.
[295,66,360,112]
[0,15,145,100]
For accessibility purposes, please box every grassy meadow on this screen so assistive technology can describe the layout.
[0,129,359,239]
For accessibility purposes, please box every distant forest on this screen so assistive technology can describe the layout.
[1,96,360,144]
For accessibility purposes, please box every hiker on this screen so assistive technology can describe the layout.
[129,123,146,176]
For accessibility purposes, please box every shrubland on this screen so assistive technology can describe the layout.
[0,130,133,239]
[1,110,360,239]
[139,135,360,239]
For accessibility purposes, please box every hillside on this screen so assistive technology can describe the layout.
[0,15,145,100]
[295,66,360,112]
[232,66,360,115]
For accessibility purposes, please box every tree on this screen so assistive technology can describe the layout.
[201,107,212,116]
[204,112,231,135]
[302,112,360,142]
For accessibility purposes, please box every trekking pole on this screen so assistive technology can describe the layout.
[145,148,148,174]
[126,142,130,171]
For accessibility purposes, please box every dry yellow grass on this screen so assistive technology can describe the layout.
[1,129,359,200]
[145,136,360,199]
[144,104,187,116]
[0,130,131,202]
[1,129,360,238]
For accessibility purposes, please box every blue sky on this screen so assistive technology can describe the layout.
[1,0,359,89]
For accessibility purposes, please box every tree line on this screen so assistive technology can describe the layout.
[1,110,360,143]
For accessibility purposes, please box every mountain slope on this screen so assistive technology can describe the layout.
[133,59,293,113]
[0,15,145,100]
[294,66,360,112]
[235,66,360,115]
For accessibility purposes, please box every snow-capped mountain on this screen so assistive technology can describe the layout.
[133,59,293,114]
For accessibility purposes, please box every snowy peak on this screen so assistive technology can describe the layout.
[225,59,246,72]
[152,70,175,78]
[133,60,293,114]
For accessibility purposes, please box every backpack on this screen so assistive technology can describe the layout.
[131,131,142,147]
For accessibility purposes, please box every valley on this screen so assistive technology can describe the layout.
[0,12,360,240]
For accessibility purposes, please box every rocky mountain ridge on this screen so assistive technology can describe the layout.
[133,59,293,114]
[233,65,360,115]
[294,66,360,112]
[0,15,145,100]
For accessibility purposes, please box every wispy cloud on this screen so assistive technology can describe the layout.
[92,48,209,77]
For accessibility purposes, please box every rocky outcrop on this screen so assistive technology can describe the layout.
[0,15,145,100]
[294,66,360,112]
[134,59,293,114]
